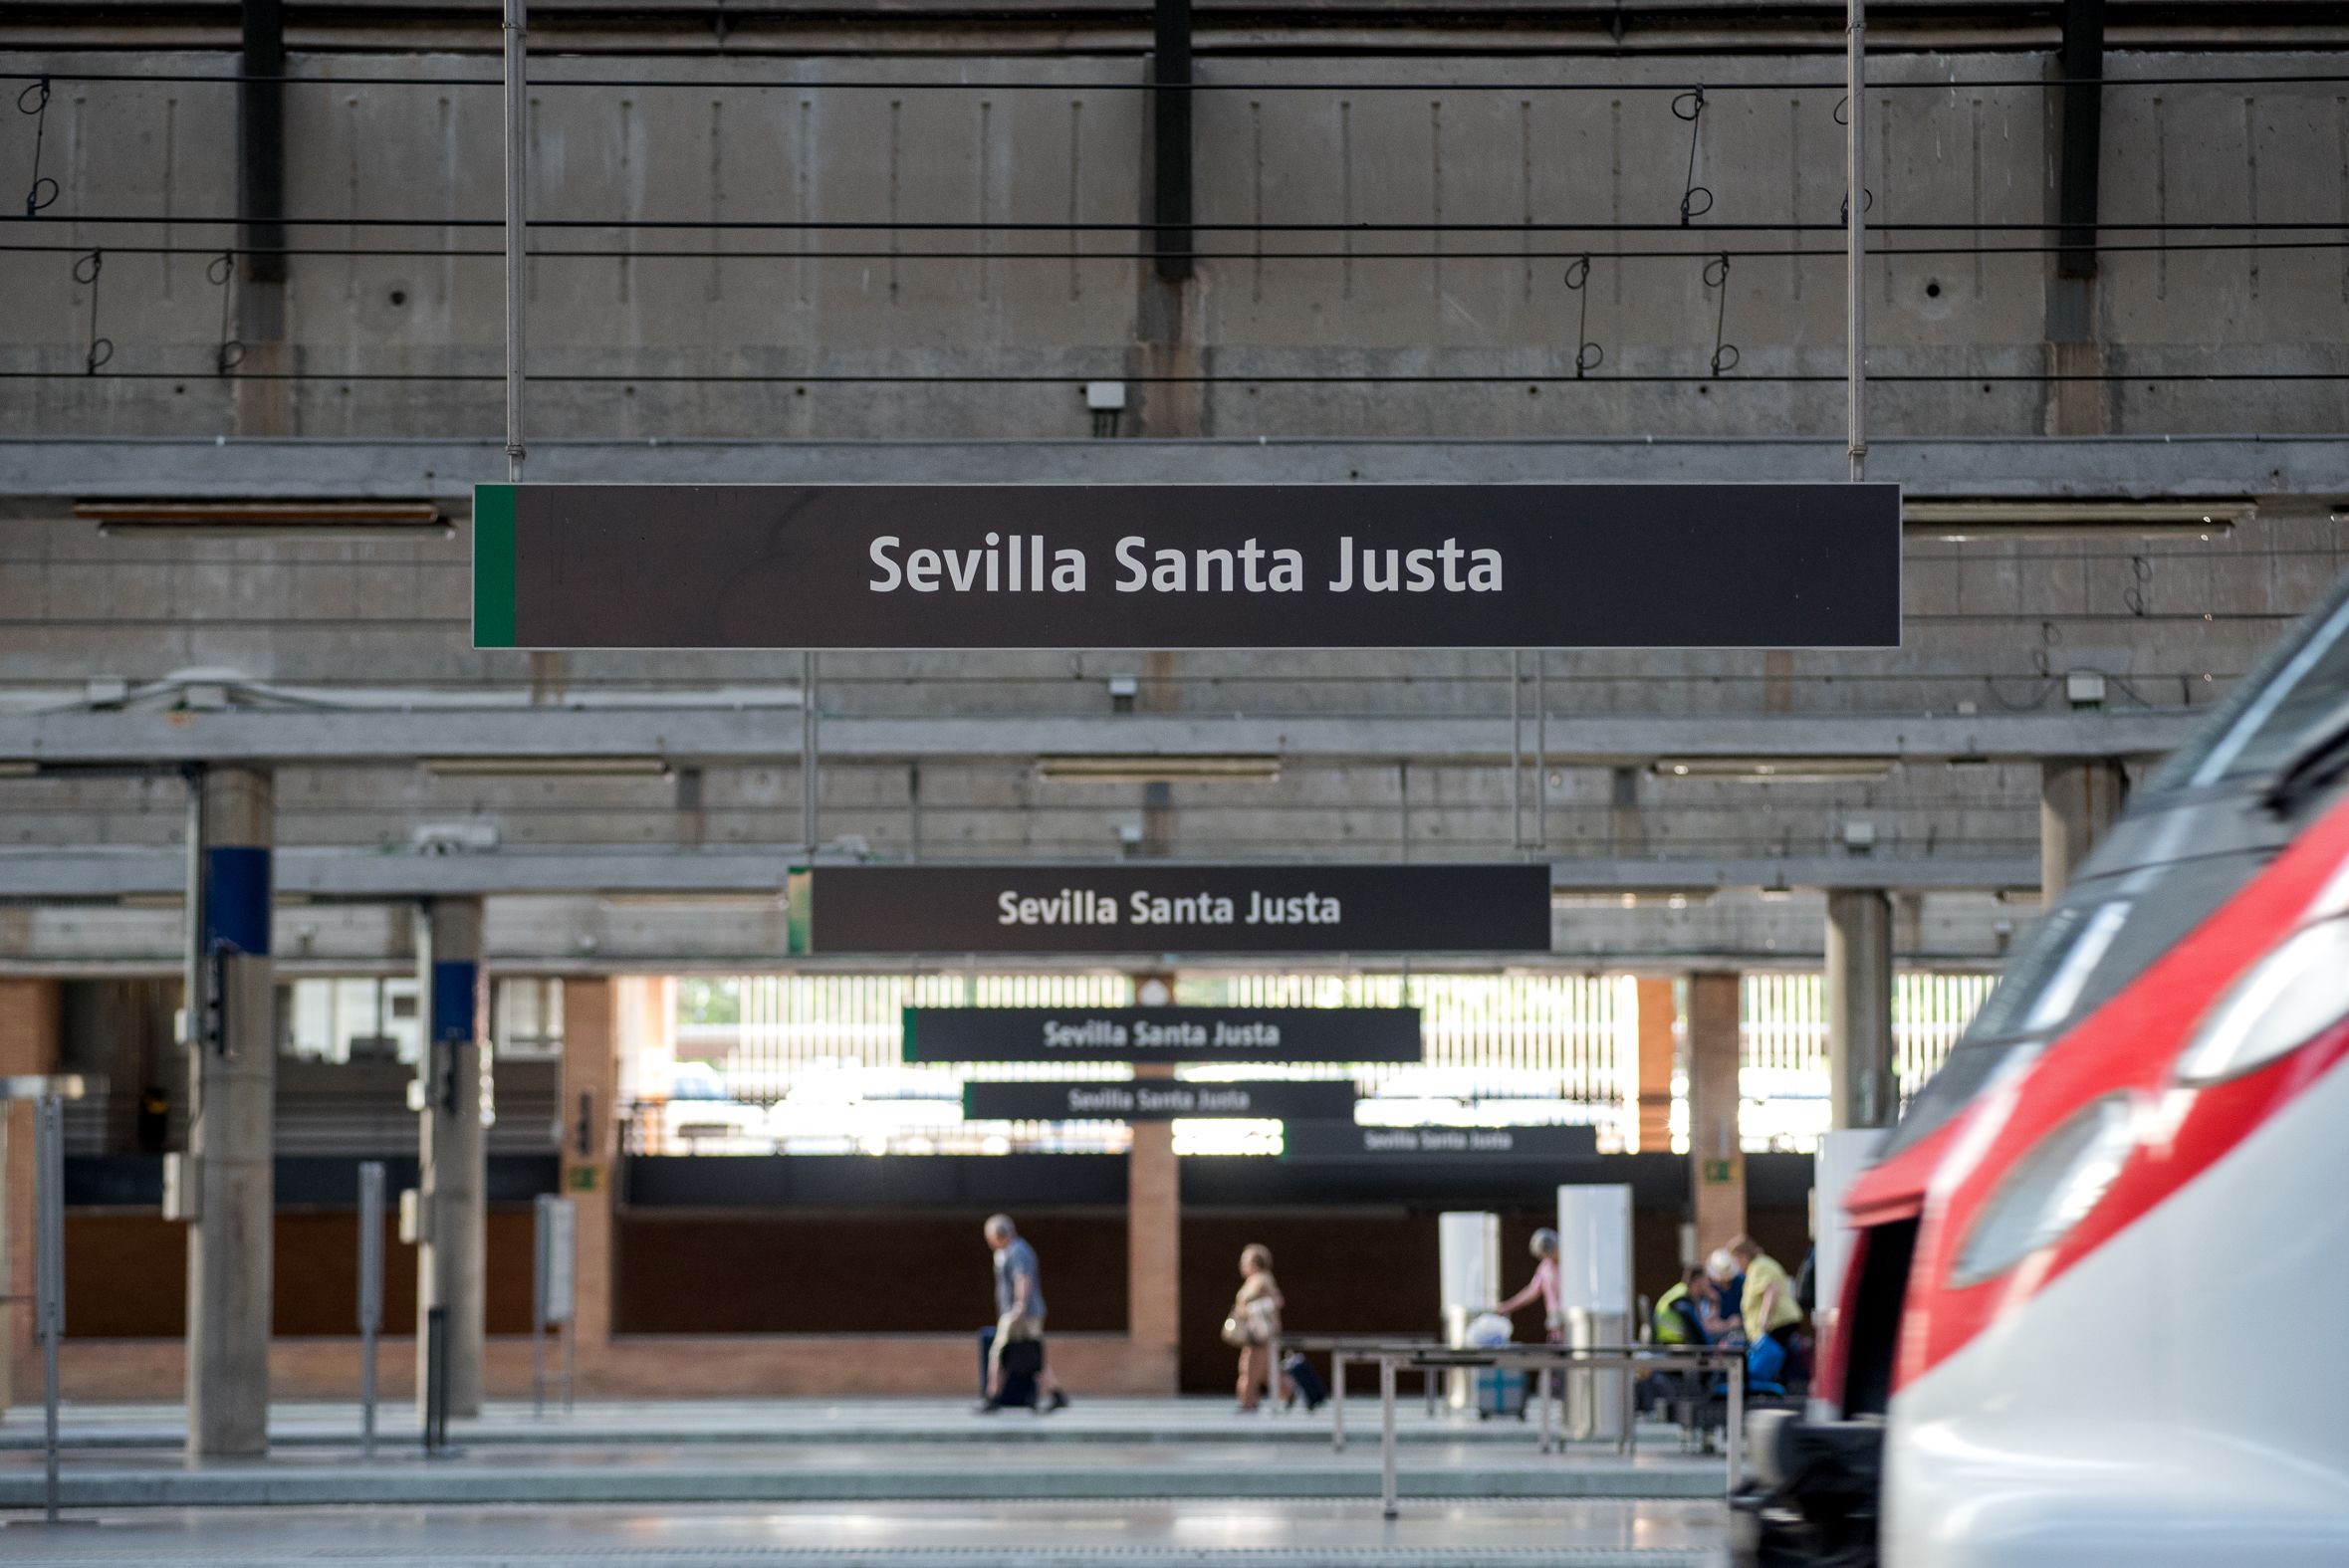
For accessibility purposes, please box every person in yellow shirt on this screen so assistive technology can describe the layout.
[1730,1234,1803,1359]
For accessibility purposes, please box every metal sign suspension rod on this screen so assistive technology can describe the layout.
[1846,0,1867,482]
[502,0,528,483]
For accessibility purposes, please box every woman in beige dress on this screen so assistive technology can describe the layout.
[1229,1242,1291,1413]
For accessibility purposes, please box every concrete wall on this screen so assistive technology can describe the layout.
[2,46,2343,440]
[2,15,2343,944]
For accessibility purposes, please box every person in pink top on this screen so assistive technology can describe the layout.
[1497,1228,1563,1342]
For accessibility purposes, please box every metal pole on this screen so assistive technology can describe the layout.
[532,1193,548,1416]
[422,1305,448,1455]
[502,0,528,484]
[1379,1355,1398,1519]
[802,652,820,853]
[1726,1350,1744,1497]
[38,1092,63,1524]
[1537,1366,1552,1454]
[1845,0,1867,482]
[357,1161,383,1458]
[1510,650,1524,851]
[1534,653,1547,849]
[1330,1351,1346,1451]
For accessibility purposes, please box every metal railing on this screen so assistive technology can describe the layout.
[1283,1337,1747,1516]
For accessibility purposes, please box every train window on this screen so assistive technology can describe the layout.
[2156,575,2349,790]
[1882,849,2264,1159]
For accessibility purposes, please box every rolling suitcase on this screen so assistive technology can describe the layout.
[1282,1351,1328,1412]
[979,1325,1043,1408]
[1475,1366,1527,1419]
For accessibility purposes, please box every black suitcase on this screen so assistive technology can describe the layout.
[1282,1351,1327,1411]
[979,1326,1044,1408]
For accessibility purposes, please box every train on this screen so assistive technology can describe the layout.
[1742,568,2349,1566]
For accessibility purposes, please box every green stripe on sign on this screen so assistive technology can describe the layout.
[472,483,519,647]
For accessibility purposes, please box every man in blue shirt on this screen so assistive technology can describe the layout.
[980,1215,1068,1414]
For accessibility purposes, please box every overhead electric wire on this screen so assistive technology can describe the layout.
[5,68,2346,92]
[6,239,2346,261]
[2,369,2339,384]
[13,212,2342,233]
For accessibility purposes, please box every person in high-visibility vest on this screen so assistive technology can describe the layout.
[1652,1266,1719,1346]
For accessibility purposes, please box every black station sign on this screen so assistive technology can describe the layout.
[904,1008,1423,1064]
[961,1079,1361,1122]
[473,483,1901,650]
[811,864,1551,955]
[1280,1121,1601,1163]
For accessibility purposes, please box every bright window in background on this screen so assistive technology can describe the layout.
[493,977,566,1058]
[645,970,1642,1157]
[1736,971,1997,1153]
[281,976,420,1063]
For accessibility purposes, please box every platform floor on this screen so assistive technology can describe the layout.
[0,1398,1730,1501]
[0,1396,1694,1450]
[0,1498,1731,1566]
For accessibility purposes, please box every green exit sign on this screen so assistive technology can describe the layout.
[1702,1159,1736,1184]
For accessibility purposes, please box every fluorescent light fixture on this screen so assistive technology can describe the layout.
[423,756,671,778]
[1037,756,1282,784]
[1903,499,2249,541]
[79,500,449,539]
[1551,888,1718,908]
[1653,757,1896,784]
[600,892,787,909]
[0,762,36,779]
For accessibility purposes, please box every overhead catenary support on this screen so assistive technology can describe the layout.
[2047,0,2108,433]
[414,896,488,1420]
[502,0,528,484]
[1825,889,1896,1129]
[185,766,276,1459]
[1845,0,1866,482]
[237,0,287,286]
[1151,0,1193,281]
[2056,0,2106,283]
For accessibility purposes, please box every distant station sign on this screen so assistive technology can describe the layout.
[961,1079,1360,1122]
[1281,1121,1600,1163]
[904,1008,1422,1064]
[472,483,1901,650]
[810,864,1551,955]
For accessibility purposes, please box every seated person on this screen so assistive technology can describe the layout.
[1652,1266,1717,1345]
[1639,1266,1719,1413]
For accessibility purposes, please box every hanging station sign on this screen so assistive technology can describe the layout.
[960,1079,1361,1122]
[1279,1121,1601,1163]
[808,864,1551,955]
[903,1007,1423,1064]
[472,483,1901,650]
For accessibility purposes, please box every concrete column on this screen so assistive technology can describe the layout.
[1825,890,1897,1130]
[1126,1065,1181,1393]
[0,979,62,1414]
[185,766,276,1459]
[415,897,487,1419]
[1686,972,1746,1257]
[2040,759,2127,898]
[1633,978,1676,1154]
[557,978,616,1373]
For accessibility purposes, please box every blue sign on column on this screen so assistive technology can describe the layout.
[432,961,480,1043]
[201,847,272,956]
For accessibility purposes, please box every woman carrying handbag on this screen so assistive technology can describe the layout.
[1224,1243,1292,1414]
